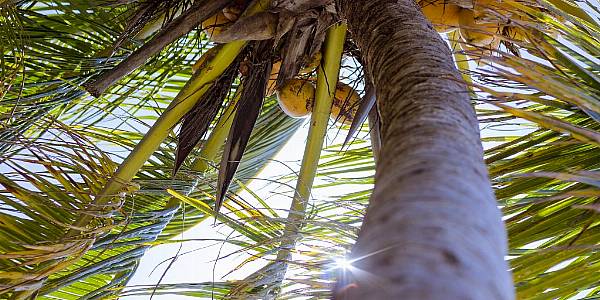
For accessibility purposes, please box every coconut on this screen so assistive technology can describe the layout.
[223,0,246,21]
[276,79,315,118]
[331,83,360,125]
[299,52,322,74]
[202,11,231,38]
[419,0,461,33]
[458,9,501,47]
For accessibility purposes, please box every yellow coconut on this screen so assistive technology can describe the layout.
[223,6,242,21]
[419,0,461,33]
[202,11,231,38]
[458,9,501,47]
[276,79,315,118]
[299,52,322,74]
[331,83,360,125]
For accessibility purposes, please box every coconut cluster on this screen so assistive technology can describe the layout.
[418,0,530,51]
[199,2,361,125]
[267,51,359,123]
[275,76,360,125]
[271,53,359,124]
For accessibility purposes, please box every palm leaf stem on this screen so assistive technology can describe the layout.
[275,22,347,263]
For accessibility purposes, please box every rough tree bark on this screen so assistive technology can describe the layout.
[335,0,514,299]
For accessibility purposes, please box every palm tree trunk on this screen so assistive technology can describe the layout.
[335,0,514,299]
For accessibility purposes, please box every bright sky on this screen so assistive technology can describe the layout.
[124,122,313,299]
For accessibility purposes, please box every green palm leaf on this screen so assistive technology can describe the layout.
[1,0,599,299]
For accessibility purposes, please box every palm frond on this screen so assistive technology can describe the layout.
[0,1,304,297]
[1,0,599,299]
[461,2,600,297]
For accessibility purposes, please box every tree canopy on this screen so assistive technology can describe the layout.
[0,0,599,299]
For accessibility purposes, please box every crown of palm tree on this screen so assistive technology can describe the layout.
[0,0,598,298]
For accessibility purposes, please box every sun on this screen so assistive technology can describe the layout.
[334,258,353,270]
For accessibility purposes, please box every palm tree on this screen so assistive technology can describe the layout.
[334,0,513,298]
[0,0,598,299]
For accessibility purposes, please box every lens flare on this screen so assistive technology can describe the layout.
[334,258,353,270]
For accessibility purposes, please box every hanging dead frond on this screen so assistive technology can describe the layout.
[343,84,375,148]
[174,55,241,174]
[216,40,274,213]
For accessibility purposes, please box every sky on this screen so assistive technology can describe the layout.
[124,122,316,299]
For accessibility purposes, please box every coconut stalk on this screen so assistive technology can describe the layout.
[275,22,347,262]
[216,22,347,299]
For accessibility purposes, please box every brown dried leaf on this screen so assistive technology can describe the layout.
[277,24,314,87]
[275,11,296,44]
[174,58,239,174]
[215,41,274,213]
